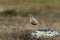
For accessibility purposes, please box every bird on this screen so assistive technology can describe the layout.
[29,14,39,26]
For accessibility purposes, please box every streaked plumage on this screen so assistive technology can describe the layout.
[28,14,60,38]
[29,14,39,26]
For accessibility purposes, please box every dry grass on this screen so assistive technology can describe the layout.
[0,16,60,40]
[0,2,60,40]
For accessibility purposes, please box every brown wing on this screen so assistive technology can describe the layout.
[31,20,38,25]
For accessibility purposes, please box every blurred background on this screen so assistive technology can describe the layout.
[0,0,60,40]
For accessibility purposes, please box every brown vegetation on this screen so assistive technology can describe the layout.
[0,2,60,40]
